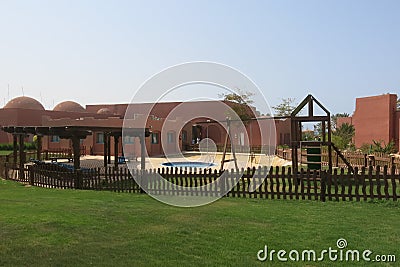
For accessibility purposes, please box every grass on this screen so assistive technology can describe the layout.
[0,150,12,156]
[1,179,399,266]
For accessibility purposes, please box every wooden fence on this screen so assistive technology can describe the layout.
[0,147,86,177]
[276,147,400,171]
[4,163,399,202]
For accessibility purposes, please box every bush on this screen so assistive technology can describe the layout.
[0,143,13,150]
[0,142,37,151]
[359,140,397,154]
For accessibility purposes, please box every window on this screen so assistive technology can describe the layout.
[167,131,175,144]
[151,132,159,144]
[181,130,187,142]
[96,133,104,144]
[239,132,245,146]
[50,135,60,143]
[124,135,135,144]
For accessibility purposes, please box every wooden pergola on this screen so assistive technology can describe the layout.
[1,126,150,179]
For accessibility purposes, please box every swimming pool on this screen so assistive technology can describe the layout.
[162,161,216,168]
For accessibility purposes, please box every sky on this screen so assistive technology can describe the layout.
[0,0,399,115]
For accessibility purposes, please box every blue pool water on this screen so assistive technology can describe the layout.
[162,161,216,168]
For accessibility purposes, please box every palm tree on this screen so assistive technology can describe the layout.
[371,140,396,154]
[334,123,355,149]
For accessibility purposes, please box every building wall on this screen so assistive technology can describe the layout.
[275,119,291,146]
[353,94,397,148]
[396,111,400,151]
[336,117,352,128]
[338,94,399,151]
[1,100,291,156]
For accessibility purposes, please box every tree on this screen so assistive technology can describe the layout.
[313,123,323,138]
[331,113,350,131]
[302,130,315,141]
[333,123,355,150]
[314,113,352,143]
[219,89,254,105]
[371,140,396,154]
[218,89,255,123]
[314,122,355,150]
[272,98,297,116]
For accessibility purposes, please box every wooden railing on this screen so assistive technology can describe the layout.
[276,147,400,171]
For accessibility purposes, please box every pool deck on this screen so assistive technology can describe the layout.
[49,152,291,171]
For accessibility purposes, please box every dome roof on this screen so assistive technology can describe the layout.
[53,101,86,113]
[4,96,45,110]
[97,107,112,115]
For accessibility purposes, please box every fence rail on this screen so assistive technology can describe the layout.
[0,147,87,177]
[276,147,400,171]
[4,163,399,202]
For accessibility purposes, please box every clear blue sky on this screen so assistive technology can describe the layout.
[0,0,399,114]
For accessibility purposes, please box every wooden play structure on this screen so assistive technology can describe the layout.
[217,94,354,173]
[290,94,353,174]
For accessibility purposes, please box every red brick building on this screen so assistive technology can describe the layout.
[0,96,291,156]
[338,94,400,152]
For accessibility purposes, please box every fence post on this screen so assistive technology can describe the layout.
[336,153,339,167]
[390,156,395,169]
[141,169,148,194]
[320,170,326,202]
[4,162,8,180]
[28,165,34,186]
[75,169,82,189]
[220,170,225,197]
[391,166,397,201]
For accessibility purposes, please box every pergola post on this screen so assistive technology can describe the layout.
[139,133,146,170]
[103,132,108,168]
[114,134,120,168]
[1,126,149,172]
[107,134,111,164]
[18,134,25,180]
[13,134,18,168]
[71,136,81,170]
[36,135,42,161]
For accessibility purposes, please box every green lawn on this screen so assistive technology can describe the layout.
[0,150,11,156]
[0,179,399,266]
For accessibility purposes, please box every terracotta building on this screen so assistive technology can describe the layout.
[337,94,400,151]
[0,96,291,156]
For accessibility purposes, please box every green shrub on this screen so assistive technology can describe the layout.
[0,142,37,151]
